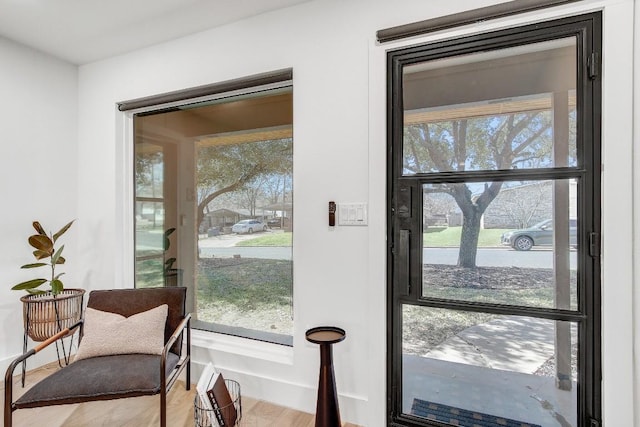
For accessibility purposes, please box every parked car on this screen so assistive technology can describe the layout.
[501,218,577,251]
[267,217,290,228]
[231,219,268,234]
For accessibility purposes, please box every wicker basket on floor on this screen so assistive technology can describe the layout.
[194,379,242,427]
[20,288,85,341]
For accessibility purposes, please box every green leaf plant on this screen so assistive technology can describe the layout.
[12,220,74,296]
[163,227,177,275]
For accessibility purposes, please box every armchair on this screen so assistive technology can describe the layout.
[4,287,191,427]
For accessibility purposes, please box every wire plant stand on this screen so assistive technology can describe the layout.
[20,288,85,386]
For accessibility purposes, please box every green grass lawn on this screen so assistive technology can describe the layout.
[196,257,293,335]
[236,232,292,246]
[424,226,507,247]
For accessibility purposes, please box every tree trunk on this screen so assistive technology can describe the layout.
[458,210,482,268]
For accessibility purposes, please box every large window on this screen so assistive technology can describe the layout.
[387,14,601,427]
[133,81,294,345]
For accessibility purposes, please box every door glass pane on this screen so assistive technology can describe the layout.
[403,37,577,174]
[422,180,577,310]
[403,306,577,426]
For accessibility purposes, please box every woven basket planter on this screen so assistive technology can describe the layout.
[20,288,85,342]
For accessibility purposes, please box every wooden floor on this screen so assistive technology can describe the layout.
[2,363,360,427]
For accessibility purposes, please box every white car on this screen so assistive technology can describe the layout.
[231,219,268,234]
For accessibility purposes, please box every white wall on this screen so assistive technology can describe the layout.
[0,0,629,426]
[76,2,451,425]
[0,38,78,370]
[77,0,638,425]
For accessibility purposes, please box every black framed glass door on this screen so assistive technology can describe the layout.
[387,13,601,427]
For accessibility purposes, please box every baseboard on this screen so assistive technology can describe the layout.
[190,359,368,426]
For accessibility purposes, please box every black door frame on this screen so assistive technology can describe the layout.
[386,13,602,427]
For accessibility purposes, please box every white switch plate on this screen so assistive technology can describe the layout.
[338,203,368,226]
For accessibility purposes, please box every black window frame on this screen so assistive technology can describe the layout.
[386,13,602,427]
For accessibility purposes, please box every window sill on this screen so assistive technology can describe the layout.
[193,320,292,346]
[191,328,294,365]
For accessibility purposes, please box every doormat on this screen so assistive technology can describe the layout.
[410,398,542,427]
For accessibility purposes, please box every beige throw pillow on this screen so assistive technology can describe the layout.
[74,304,168,361]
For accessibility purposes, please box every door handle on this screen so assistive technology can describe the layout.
[398,229,411,296]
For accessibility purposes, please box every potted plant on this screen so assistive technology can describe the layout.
[163,227,182,287]
[12,220,85,342]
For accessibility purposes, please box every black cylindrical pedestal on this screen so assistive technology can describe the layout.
[306,326,346,427]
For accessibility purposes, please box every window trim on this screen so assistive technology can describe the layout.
[118,68,292,111]
[376,0,581,43]
[191,329,294,365]
[193,320,293,347]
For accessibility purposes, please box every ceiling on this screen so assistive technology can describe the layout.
[137,90,293,146]
[0,0,311,65]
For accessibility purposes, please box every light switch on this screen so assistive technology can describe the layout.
[338,203,368,226]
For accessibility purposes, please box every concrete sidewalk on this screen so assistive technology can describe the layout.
[425,316,559,374]
[403,316,577,426]
[198,232,263,248]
